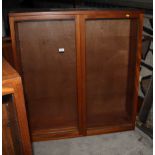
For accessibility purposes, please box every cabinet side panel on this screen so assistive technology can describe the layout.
[16,20,78,132]
[86,19,132,128]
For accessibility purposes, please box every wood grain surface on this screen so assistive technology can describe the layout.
[16,19,78,132]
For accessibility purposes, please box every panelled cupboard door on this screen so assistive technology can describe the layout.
[85,18,138,132]
[15,19,79,137]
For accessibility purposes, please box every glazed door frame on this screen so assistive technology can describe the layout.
[80,13,144,135]
[10,14,84,141]
[9,11,143,141]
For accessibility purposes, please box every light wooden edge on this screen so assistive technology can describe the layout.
[12,78,32,154]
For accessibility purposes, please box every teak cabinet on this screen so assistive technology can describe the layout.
[2,58,32,154]
[9,10,143,141]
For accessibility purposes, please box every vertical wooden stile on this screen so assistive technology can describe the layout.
[76,15,87,135]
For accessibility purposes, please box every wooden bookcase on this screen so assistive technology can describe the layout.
[9,10,143,141]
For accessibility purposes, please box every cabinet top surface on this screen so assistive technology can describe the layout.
[2,58,19,83]
[9,9,143,17]
[2,58,20,95]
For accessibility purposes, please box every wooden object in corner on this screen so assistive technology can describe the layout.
[2,58,32,155]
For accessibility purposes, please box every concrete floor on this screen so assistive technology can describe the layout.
[33,128,152,155]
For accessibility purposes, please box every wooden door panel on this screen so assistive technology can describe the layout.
[2,95,23,155]
[16,20,78,132]
[86,19,132,128]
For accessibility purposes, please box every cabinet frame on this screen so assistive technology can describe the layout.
[9,10,143,141]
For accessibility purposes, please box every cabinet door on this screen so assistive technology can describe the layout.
[15,19,78,138]
[85,19,138,132]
